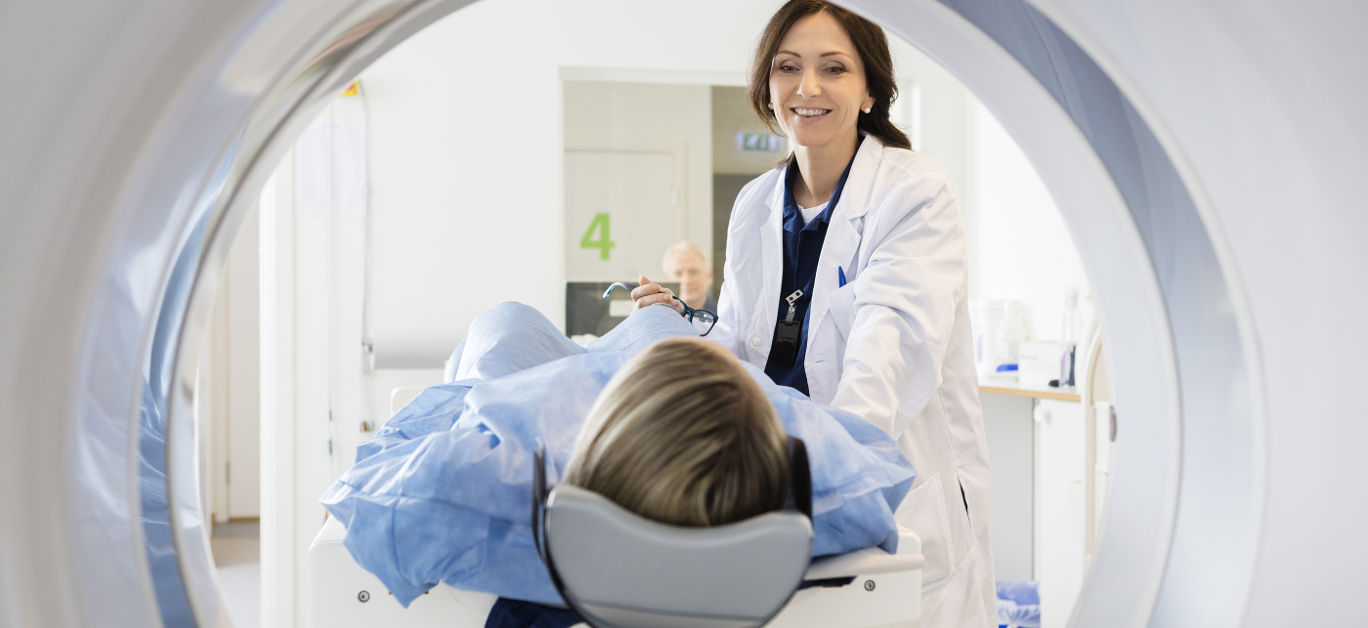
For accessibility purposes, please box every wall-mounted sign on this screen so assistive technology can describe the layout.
[735,132,786,152]
[579,212,615,260]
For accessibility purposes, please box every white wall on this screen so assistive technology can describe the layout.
[888,40,970,194]
[966,100,1090,341]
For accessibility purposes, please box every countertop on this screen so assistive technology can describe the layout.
[978,376,1081,403]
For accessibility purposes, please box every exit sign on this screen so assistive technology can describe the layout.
[736,133,785,152]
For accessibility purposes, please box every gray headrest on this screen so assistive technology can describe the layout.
[543,484,813,628]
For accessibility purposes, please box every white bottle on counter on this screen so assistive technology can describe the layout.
[992,300,1031,381]
[1059,287,1082,387]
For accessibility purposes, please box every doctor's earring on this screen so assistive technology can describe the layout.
[862,106,872,114]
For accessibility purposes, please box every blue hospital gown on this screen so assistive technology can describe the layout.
[320,302,915,606]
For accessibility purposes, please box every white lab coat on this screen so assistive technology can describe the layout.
[712,136,996,627]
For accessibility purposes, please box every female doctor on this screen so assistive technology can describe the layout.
[632,1,994,625]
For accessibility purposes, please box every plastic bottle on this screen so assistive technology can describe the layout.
[1059,287,1082,387]
[993,301,1030,380]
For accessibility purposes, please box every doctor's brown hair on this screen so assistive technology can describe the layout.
[749,0,911,151]
[563,336,789,527]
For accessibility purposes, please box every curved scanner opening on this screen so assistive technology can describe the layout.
[15,1,1260,626]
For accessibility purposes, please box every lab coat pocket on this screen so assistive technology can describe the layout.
[826,283,857,341]
[896,472,954,590]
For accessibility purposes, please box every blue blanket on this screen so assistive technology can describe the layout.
[320,303,915,606]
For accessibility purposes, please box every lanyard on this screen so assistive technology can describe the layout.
[770,289,806,366]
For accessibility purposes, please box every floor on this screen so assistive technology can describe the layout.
[211,520,261,628]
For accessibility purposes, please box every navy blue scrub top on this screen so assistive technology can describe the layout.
[763,152,856,395]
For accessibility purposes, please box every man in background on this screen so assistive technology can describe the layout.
[661,241,717,311]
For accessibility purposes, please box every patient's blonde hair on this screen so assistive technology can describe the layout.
[564,337,789,527]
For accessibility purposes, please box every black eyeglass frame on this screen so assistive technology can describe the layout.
[601,281,718,337]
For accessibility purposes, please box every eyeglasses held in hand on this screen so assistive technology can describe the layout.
[602,281,718,336]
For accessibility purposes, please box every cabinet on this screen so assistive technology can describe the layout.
[980,383,1093,628]
[1033,398,1085,628]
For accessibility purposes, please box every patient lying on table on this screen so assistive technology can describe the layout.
[564,334,789,527]
[320,302,915,607]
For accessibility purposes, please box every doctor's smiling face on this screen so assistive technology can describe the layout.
[767,11,873,154]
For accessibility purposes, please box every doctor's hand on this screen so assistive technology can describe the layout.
[631,275,685,314]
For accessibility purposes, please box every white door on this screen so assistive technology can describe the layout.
[564,150,682,282]
[225,209,261,519]
[1034,398,1086,628]
[205,208,263,521]
[981,393,1035,581]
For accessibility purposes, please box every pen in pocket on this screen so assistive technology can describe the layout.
[838,266,847,287]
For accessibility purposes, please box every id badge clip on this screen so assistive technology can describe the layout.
[770,289,805,366]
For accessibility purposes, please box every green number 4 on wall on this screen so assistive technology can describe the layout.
[580,212,616,260]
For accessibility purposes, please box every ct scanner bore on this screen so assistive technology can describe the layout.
[0,1,1364,626]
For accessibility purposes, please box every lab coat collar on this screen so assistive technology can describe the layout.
[835,134,882,222]
[805,136,884,399]
[781,153,855,233]
[765,133,883,229]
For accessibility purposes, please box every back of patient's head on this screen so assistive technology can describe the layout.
[564,337,788,527]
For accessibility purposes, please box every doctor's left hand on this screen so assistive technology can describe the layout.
[630,275,685,314]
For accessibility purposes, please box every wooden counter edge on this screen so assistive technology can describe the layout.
[978,384,1082,403]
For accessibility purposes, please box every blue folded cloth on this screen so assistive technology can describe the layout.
[321,302,915,606]
[996,581,1041,628]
